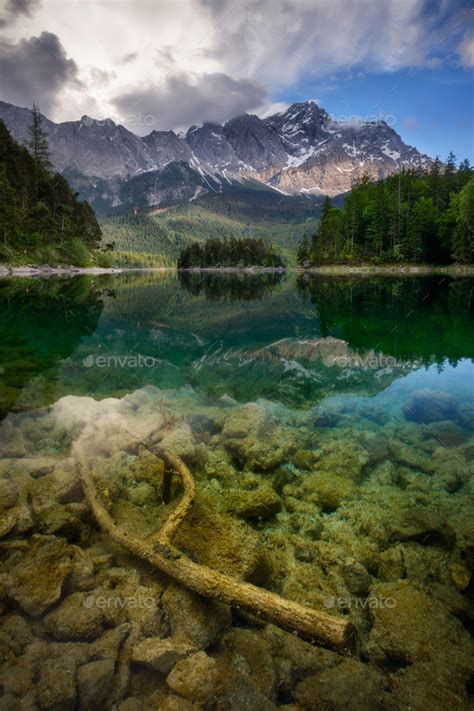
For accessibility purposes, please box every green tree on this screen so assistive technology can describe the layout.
[28,105,52,174]
[0,164,19,247]
[407,197,437,262]
[452,177,474,263]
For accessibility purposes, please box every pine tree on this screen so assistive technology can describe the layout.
[0,164,19,246]
[28,105,52,174]
[429,156,442,210]
[313,196,333,261]
[297,234,311,265]
[452,178,474,263]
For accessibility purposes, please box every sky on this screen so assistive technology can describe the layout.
[0,0,473,161]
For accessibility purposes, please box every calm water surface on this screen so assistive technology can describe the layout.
[0,272,473,709]
[1,271,473,413]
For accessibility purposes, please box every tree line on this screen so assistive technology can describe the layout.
[0,107,102,266]
[297,155,474,265]
[177,236,284,268]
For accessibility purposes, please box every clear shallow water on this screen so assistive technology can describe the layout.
[0,272,473,709]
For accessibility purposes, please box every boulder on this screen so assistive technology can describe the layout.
[3,535,76,615]
[166,651,219,702]
[174,503,265,580]
[131,637,196,674]
[389,508,456,548]
[223,483,282,521]
[366,581,474,676]
[43,592,104,641]
[294,659,385,710]
[299,471,355,511]
[0,479,19,509]
[403,389,458,424]
[161,584,231,648]
[77,660,115,710]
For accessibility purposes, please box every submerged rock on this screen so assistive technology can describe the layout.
[77,659,115,710]
[166,650,219,702]
[403,389,458,424]
[298,471,356,511]
[342,559,372,596]
[131,637,196,674]
[389,508,456,548]
[0,479,19,509]
[174,503,266,580]
[387,662,470,711]
[295,659,386,710]
[223,483,282,521]
[221,403,295,470]
[43,592,104,641]
[161,584,231,648]
[220,676,277,710]
[3,535,77,615]
[424,420,467,447]
[314,441,370,483]
[366,580,474,675]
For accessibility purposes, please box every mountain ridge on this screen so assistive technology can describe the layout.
[0,99,432,210]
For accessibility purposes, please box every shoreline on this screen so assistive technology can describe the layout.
[0,263,473,278]
[0,265,169,278]
[300,264,474,276]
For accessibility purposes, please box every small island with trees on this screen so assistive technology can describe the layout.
[177,237,285,270]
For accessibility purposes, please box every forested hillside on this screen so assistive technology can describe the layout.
[298,156,474,265]
[0,111,102,266]
[99,183,325,265]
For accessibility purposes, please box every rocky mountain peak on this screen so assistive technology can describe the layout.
[0,98,433,203]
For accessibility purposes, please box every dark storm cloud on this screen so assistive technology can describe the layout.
[112,71,266,133]
[0,0,41,26]
[0,32,82,114]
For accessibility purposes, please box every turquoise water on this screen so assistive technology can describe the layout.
[0,272,473,709]
[1,272,473,413]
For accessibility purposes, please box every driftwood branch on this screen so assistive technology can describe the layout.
[78,447,357,655]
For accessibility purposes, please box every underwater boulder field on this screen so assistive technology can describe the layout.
[0,272,473,710]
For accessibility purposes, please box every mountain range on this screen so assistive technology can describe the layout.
[0,99,432,213]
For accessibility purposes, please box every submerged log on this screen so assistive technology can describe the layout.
[78,447,357,655]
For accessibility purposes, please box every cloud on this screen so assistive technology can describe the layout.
[197,0,473,83]
[0,31,82,115]
[112,71,267,133]
[3,0,471,129]
[457,32,474,67]
[0,0,41,25]
[257,101,290,118]
[122,52,137,64]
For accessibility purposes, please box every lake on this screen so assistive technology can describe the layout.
[0,272,473,708]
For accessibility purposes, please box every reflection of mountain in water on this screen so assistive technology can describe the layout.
[0,278,105,418]
[1,273,473,414]
[189,336,422,406]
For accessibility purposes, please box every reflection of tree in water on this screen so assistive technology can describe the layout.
[0,277,105,418]
[296,275,474,364]
[179,271,283,301]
